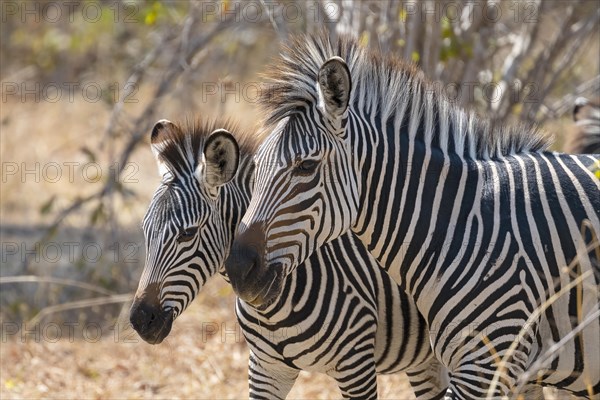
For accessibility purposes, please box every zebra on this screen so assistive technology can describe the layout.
[128,118,450,399]
[565,97,600,154]
[224,33,600,399]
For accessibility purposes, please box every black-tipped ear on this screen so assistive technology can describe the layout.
[151,119,176,144]
[150,119,176,177]
[202,129,239,188]
[317,56,352,120]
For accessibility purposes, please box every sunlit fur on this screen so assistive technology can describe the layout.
[235,33,600,398]
[259,33,550,158]
[134,119,450,399]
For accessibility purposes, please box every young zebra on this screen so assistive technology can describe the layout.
[129,119,450,399]
[225,34,600,399]
[565,97,600,154]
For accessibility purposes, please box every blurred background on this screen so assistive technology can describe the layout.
[1,1,598,398]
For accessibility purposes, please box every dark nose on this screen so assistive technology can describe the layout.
[129,299,161,334]
[225,241,261,300]
[129,283,173,344]
[225,222,266,302]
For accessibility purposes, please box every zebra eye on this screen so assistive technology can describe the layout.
[177,227,198,243]
[296,159,319,174]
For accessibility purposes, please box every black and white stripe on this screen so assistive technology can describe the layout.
[226,34,600,399]
[131,119,449,399]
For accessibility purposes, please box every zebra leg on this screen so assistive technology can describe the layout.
[443,368,534,400]
[329,352,378,399]
[405,357,449,400]
[248,351,299,400]
[436,320,540,399]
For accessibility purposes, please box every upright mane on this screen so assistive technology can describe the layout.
[259,33,551,159]
[153,118,259,181]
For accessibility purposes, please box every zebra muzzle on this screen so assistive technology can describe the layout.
[129,289,174,344]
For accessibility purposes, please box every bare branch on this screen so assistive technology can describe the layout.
[41,7,239,242]
[538,75,600,121]
[527,9,600,121]
[0,275,116,296]
[260,0,289,39]
[27,294,133,327]
[493,0,543,120]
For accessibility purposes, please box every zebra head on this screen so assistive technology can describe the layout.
[567,96,600,154]
[130,119,239,344]
[225,57,359,306]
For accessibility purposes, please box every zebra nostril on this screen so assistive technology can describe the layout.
[129,287,173,344]
[244,258,259,279]
[130,298,162,332]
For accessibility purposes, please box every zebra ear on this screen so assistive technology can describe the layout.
[317,56,352,122]
[150,119,176,177]
[202,129,239,189]
[573,97,589,122]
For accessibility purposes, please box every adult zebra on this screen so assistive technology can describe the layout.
[129,119,450,399]
[225,34,600,399]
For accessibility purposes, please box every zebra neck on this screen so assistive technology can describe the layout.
[217,154,255,278]
[233,152,255,198]
[350,108,505,298]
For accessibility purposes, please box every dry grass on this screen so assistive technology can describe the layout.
[0,278,416,400]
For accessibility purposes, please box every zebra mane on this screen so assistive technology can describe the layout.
[153,118,258,181]
[259,33,551,159]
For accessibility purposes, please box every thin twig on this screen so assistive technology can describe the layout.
[0,275,116,296]
[259,0,287,39]
[539,76,600,121]
[27,294,133,326]
[486,238,599,399]
[511,309,600,399]
[40,8,239,245]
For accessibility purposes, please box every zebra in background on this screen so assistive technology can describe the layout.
[565,97,600,154]
[224,34,600,399]
[129,119,450,399]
